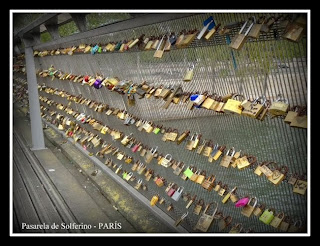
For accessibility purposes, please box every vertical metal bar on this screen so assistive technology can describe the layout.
[24,46,46,150]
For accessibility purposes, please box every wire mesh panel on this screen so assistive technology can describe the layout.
[34,12,308,233]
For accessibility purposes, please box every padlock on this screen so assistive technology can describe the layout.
[150,195,159,206]
[176,130,190,145]
[167,184,177,197]
[260,161,278,178]
[287,220,303,233]
[194,201,218,232]
[183,64,195,82]
[283,15,306,42]
[167,203,174,211]
[204,23,221,40]
[248,16,264,39]
[208,143,219,162]
[145,146,158,164]
[268,165,288,185]
[190,169,200,182]
[155,177,165,187]
[290,106,307,129]
[182,166,194,180]
[253,203,266,217]
[220,147,236,168]
[212,145,226,161]
[161,154,173,168]
[173,163,185,176]
[197,139,207,155]
[235,197,250,208]
[202,140,214,157]
[186,195,196,208]
[238,155,257,170]
[197,16,214,39]
[174,212,188,227]
[196,170,206,185]
[171,186,184,201]
[279,216,291,232]
[293,178,307,195]
[270,212,285,229]
[180,29,198,48]
[185,134,196,150]
[120,133,133,146]
[223,94,245,114]
[153,35,166,58]
[254,162,265,176]
[218,216,232,231]
[242,96,266,119]
[145,169,153,181]
[125,172,133,181]
[229,223,243,233]
[269,94,289,116]
[222,187,237,204]
[241,197,258,217]
[259,208,275,225]
[218,184,228,196]
[214,181,222,192]
[193,199,204,215]
[201,175,216,192]
[115,164,122,174]
[159,197,165,205]
[284,106,300,123]
[230,190,239,203]
[229,18,254,50]
[165,182,175,193]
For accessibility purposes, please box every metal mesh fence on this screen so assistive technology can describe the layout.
[33,12,307,233]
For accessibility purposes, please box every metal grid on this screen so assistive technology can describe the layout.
[33,12,307,233]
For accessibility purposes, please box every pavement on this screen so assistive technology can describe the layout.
[12,106,177,234]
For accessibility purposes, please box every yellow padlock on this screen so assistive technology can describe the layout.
[183,64,194,82]
[150,195,159,206]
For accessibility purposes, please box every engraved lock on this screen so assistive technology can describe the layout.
[268,165,288,185]
[220,147,236,168]
[173,163,185,176]
[293,176,307,195]
[260,161,278,178]
[194,201,218,232]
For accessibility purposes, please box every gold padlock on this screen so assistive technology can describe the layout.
[269,94,289,116]
[270,212,285,229]
[183,64,194,82]
[241,197,257,217]
[229,18,254,50]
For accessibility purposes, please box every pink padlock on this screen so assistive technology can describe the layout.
[131,143,140,153]
[235,197,249,207]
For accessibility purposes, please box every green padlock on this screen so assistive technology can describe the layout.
[259,208,275,225]
[153,126,161,134]
[183,167,194,178]
[122,172,128,179]
[98,46,102,53]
